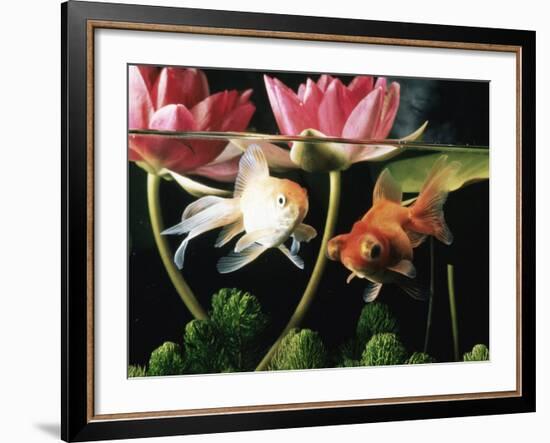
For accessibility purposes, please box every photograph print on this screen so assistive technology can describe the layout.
[127,64,490,377]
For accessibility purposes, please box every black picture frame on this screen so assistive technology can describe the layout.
[62,1,536,441]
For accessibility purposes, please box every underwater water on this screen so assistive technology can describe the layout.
[128,68,489,374]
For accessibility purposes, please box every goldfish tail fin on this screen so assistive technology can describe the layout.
[409,156,460,245]
[217,244,266,274]
[162,196,241,268]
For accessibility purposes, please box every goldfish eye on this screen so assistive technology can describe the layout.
[276,194,286,207]
[370,244,382,259]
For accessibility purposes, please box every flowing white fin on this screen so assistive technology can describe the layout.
[161,198,239,236]
[293,223,317,242]
[234,145,270,197]
[409,155,461,245]
[363,281,383,302]
[290,223,317,255]
[290,237,300,255]
[215,218,244,248]
[278,244,305,269]
[387,259,417,278]
[217,244,266,274]
[181,196,225,220]
[373,169,402,203]
[235,228,277,252]
[346,272,357,284]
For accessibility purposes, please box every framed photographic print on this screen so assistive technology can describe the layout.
[61,1,535,441]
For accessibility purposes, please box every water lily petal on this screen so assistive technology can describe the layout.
[347,76,375,107]
[302,79,323,125]
[290,129,350,172]
[264,75,315,135]
[129,65,155,129]
[316,74,334,92]
[348,121,429,164]
[189,143,243,182]
[374,82,401,138]
[149,103,196,132]
[318,78,354,136]
[374,77,387,91]
[342,87,384,139]
[220,102,256,132]
[192,90,235,130]
[153,67,210,109]
[137,66,161,91]
[162,169,232,197]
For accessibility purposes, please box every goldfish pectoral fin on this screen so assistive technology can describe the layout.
[363,282,383,303]
[215,218,244,248]
[293,223,318,242]
[174,239,190,270]
[373,169,403,204]
[346,272,357,284]
[217,244,266,274]
[397,279,429,301]
[278,245,304,269]
[235,228,277,253]
[387,259,417,278]
[234,145,270,197]
[290,237,300,255]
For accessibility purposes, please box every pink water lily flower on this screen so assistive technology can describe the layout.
[129,65,255,180]
[263,74,426,171]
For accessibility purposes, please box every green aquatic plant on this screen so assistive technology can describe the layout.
[356,302,399,352]
[407,352,436,365]
[361,333,407,366]
[269,329,327,371]
[184,288,268,373]
[148,342,186,376]
[128,365,147,377]
[463,344,489,362]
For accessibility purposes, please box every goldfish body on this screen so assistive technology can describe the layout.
[327,156,460,302]
[162,145,317,273]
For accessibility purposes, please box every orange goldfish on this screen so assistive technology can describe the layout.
[163,145,317,273]
[327,156,460,302]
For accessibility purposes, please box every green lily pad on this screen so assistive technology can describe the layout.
[386,151,489,193]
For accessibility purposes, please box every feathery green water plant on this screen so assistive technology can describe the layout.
[356,302,399,351]
[407,352,436,365]
[269,329,327,370]
[128,365,147,378]
[147,342,186,376]
[361,333,407,366]
[463,344,489,362]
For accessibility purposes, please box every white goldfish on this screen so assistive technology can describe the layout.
[162,145,317,273]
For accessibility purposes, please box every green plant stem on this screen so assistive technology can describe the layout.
[447,264,460,361]
[255,171,341,371]
[147,173,207,320]
[423,237,435,353]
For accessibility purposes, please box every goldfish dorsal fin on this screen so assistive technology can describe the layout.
[234,144,269,197]
[373,169,402,203]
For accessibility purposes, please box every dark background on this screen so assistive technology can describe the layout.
[128,67,489,367]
